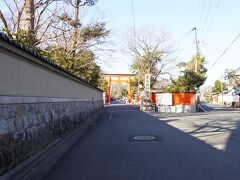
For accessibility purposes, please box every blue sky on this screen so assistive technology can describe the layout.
[92,0,240,87]
[1,0,240,87]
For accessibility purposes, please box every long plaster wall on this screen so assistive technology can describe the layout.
[0,38,104,174]
[0,42,102,101]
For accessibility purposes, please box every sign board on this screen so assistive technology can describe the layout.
[144,73,151,98]
[156,93,172,105]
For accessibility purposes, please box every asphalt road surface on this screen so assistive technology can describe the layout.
[200,102,239,112]
[42,104,240,180]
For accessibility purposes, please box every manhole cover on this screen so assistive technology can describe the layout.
[129,135,161,142]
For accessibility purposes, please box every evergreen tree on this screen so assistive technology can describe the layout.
[166,53,207,92]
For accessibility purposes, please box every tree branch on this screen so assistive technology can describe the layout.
[0,10,10,35]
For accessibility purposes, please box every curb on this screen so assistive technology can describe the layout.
[0,108,106,180]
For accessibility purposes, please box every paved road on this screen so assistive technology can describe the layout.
[42,104,240,180]
[200,102,239,112]
[111,99,126,104]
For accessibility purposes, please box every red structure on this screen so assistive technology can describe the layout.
[172,93,196,105]
[150,92,156,103]
[153,92,196,106]
[102,74,135,104]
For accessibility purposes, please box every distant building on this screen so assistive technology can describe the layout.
[232,67,240,95]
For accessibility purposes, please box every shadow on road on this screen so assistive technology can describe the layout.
[224,121,240,160]
[42,104,240,180]
[200,102,240,112]
[152,109,240,162]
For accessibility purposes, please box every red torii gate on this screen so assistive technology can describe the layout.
[102,73,135,104]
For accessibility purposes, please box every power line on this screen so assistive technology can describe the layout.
[195,0,203,27]
[131,0,136,36]
[177,28,194,43]
[175,28,201,58]
[174,28,195,57]
[203,0,221,39]
[208,32,240,70]
[200,0,214,36]
[197,0,206,28]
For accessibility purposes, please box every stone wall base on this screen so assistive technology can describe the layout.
[157,105,196,113]
[0,99,103,175]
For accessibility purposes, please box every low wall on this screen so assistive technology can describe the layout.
[212,94,237,105]
[156,93,196,113]
[157,104,196,113]
[0,33,104,174]
[0,99,103,174]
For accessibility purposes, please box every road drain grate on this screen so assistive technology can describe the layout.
[128,135,161,142]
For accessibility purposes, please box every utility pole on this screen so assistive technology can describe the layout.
[192,27,200,111]
[192,27,199,71]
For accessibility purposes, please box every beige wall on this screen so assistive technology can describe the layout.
[0,41,103,101]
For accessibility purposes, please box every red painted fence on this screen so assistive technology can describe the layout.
[151,92,196,105]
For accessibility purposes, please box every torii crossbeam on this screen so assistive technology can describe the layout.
[102,73,135,104]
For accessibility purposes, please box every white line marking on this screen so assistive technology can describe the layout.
[109,111,113,120]
[200,104,207,112]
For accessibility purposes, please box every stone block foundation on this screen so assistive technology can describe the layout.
[0,99,103,174]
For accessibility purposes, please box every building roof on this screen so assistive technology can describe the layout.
[0,32,102,92]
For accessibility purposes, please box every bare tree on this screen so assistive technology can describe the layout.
[0,10,10,33]
[69,0,98,56]
[24,0,35,34]
[0,0,61,46]
[126,27,177,88]
[1,0,26,32]
[225,69,240,90]
[46,0,109,58]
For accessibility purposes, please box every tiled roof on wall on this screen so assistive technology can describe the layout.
[0,32,102,92]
